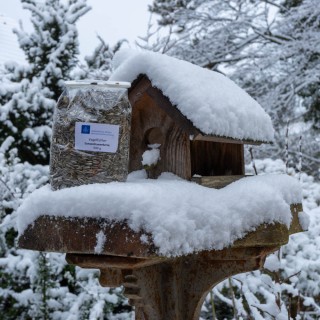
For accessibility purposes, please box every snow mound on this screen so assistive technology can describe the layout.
[17,174,303,256]
[110,49,274,142]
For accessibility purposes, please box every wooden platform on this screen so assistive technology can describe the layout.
[19,204,303,258]
[18,203,304,320]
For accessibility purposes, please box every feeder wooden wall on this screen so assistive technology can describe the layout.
[129,91,192,179]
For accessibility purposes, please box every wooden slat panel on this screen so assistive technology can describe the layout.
[145,85,200,137]
[129,75,199,138]
[18,215,157,258]
[194,134,264,145]
[129,92,191,180]
[192,175,247,189]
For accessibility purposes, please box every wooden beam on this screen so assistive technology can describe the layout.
[128,75,152,105]
[233,223,289,248]
[99,268,123,288]
[18,215,157,258]
[191,175,250,189]
[66,253,164,270]
[194,133,264,145]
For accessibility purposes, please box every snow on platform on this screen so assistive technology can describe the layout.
[17,173,303,256]
[110,49,274,143]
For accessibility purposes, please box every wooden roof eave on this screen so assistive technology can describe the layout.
[128,75,271,146]
[193,134,270,146]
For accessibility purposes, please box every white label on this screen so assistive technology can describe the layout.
[75,122,120,153]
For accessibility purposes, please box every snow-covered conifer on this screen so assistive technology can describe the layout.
[0,0,90,165]
[149,0,320,177]
[0,1,130,318]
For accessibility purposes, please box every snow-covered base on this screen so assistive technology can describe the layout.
[17,172,303,257]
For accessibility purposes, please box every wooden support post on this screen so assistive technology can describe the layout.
[67,247,276,320]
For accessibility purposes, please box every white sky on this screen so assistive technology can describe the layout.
[0,0,152,59]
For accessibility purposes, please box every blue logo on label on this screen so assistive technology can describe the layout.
[81,125,90,134]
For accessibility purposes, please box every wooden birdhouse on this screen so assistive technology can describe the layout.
[119,50,273,187]
[127,75,254,184]
[18,50,307,320]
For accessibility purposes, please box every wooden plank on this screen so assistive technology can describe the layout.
[194,133,264,145]
[66,253,164,270]
[129,92,192,180]
[233,223,289,248]
[289,203,304,234]
[128,75,152,105]
[240,141,245,174]
[191,175,247,189]
[18,215,157,258]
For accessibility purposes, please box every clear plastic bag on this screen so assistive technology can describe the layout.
[50,81,131,190]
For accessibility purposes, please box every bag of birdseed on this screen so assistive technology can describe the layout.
[50,80,131,190]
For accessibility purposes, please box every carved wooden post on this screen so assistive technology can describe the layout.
[64,246,279,320]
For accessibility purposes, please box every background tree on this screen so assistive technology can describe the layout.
[0,0,130,318]
[0,0,90,164]
[82,36,127,80]
[1,0,319,318]
[147,0,320,178]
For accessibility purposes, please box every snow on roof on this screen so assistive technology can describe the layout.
[110,49,274,142]
[0,15,25,65]
[17,173,303,257]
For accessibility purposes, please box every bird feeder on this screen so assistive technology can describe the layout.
[18,50,307,320]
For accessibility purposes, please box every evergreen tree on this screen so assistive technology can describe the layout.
[233,0,320,175]
[83,36,127,80]
[0,0,131,318]
[0,0,90,165]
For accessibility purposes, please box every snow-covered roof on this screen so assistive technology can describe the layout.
[110,49,274,143]
[0,15,25,65]
[17,173,304,257]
